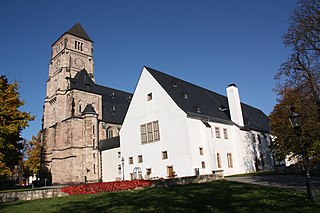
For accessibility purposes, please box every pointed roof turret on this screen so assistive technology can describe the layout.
[66,23,93,42]
[82,104,97,115]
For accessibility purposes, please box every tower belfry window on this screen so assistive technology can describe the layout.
[74,40,84,51]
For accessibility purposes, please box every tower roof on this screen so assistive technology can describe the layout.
[52,23,93,46]
[66,23,93,42]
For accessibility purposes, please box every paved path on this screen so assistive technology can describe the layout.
[225,175,320,191]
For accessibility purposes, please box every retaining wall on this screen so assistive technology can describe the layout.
[0,188,68,203]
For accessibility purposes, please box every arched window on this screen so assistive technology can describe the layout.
[107,127,113,139]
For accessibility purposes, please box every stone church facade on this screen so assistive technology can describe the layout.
[41,23,131,185]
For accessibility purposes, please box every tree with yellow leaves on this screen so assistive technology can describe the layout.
[0,75,34,183]
[24,131,41,176]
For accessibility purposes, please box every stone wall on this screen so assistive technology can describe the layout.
[0,188,68,203]
[151,174,224,187]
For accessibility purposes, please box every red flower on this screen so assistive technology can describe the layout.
[61,180,152,195]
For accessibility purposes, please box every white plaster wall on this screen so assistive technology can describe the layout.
[120,68,193,180]
[185,118,214,176]
[101,147,122,182]
[118,67,274,180]
[206,122,240,176]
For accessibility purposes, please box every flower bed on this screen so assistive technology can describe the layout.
[61,180,152,195]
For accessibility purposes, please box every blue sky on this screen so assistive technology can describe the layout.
[1,0,297,140]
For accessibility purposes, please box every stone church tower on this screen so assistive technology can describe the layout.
[41,23,131,185]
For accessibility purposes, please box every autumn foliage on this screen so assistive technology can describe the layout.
[271,0,320,163]
[0,76,34,179]
[61,180,152,195]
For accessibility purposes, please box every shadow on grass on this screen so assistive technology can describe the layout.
[1,180,320,212]
[226,175,320,192]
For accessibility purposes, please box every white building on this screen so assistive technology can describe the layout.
[106,66,273,181]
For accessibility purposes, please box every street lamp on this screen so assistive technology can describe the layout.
[288,107,317,201]
[121,157,125,181]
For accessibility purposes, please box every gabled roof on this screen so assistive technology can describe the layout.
[69,70,132,124]
[145,66,270,132]
[66,23,93,42]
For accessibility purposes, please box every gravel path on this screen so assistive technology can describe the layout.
[225,175,320,191]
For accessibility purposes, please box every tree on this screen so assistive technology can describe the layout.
[269,87,320,163]
[276,0,320,119]
[24,131,41,176]
[0,75,34,180]
[271,0,320,163]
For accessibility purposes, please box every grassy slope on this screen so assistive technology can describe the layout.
[0,180,319,213]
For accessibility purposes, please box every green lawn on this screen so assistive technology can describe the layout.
[0,180,319,213]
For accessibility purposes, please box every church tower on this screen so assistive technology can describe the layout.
[42,23,100,184]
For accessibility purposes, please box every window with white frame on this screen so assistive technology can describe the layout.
[141,120,160,143]
[162,151,168,160]
[118,164,121,174]
[147,123,153,142]
[215,127,221,138]
[223,128,228,139]
[138,155,143,163]
[129,157,133,164]
[146,168,152,175]
[141,124,147,143]
[153,121,160,140]
[199,147,204,155]
[201,161,206,168]
[147,93,153,101]
[217,153,222,168]
[227,153,233,168]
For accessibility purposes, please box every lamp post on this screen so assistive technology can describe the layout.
[121,157,125,181]
[288,107,316,201]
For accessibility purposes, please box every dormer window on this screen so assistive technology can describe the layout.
[194,105,201,113]
[219,105,228,112]
[147,93,152,101]
[111,106,116,114]
[111,92,115,99]
[184,93,188,100]
[172,80,178,88]
[127,96,132,102]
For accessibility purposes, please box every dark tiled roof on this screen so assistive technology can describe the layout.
[66,23,93,42]
[99,136,120,151]
[145,66,270,132]
[69,70,132,124]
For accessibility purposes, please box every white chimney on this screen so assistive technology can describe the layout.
[226,83,244,126]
